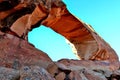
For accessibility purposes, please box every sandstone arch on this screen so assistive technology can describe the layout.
[0,0,119,63]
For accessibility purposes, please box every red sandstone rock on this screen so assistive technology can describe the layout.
[0,0,120,80]
[20,66,55,80]
[58,59,119,71]
[55,72,66,80]
[69,71,83,80]
[43,6,119,62]
[47,63,59,77]
[10,5,47,38]
[0,32,52,69]
[83,69,107,80]
[0,0,119,63]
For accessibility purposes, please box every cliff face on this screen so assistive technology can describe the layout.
[0,0,120,80]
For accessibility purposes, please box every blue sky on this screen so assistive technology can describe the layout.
[28,0,120,61]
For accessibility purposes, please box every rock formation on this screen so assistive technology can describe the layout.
[0,0,120,80]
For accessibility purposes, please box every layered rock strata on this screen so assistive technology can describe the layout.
[0,0,120,80]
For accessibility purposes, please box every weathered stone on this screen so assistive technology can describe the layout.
[20,66,55,80]
[93,69,113,78]
[0,0,119,62]
[47,63,59,77]
[42,2,119,62]
[0,67,19,80]
[113,70,120,75]
[0,32,52,69]
[55,72,66,80]
[69,69,108,80]
[0,0,120,80]
[69,71,83,80]
[111,70,120,79]
[10,5,47,38]
[58,59,119,71]
[83,69,107,80]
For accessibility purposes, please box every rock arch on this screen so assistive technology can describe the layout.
[0,0,119,63]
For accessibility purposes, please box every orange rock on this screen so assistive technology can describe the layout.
[10,4,47,38]
[55,72,66,80]
[47,63,59,77]
[69,71,83,80]
[0,1,120,79]
[42,4,119,63]
[10,14,30,37]
[0,0,119,64]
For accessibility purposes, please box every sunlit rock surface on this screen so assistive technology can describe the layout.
[0,0,120,80]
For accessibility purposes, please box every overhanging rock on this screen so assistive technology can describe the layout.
[0,0,120,80]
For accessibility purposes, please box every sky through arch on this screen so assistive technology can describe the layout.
[28,0,120,61]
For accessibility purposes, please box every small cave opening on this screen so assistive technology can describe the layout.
[28,25,77,61]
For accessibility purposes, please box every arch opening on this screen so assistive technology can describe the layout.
[0,0,118,63]
[28,25,77,61]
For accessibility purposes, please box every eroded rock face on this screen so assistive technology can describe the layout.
[20,66,55,80]
[0,67,19,80]
[0,59,120,80]
[0,31,52,69]
[0,0,120,80]
[0,0,119,62]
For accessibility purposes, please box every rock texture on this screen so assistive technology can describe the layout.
[0,0,120,80]
[0,31,52,69]
[0,0,119,62]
